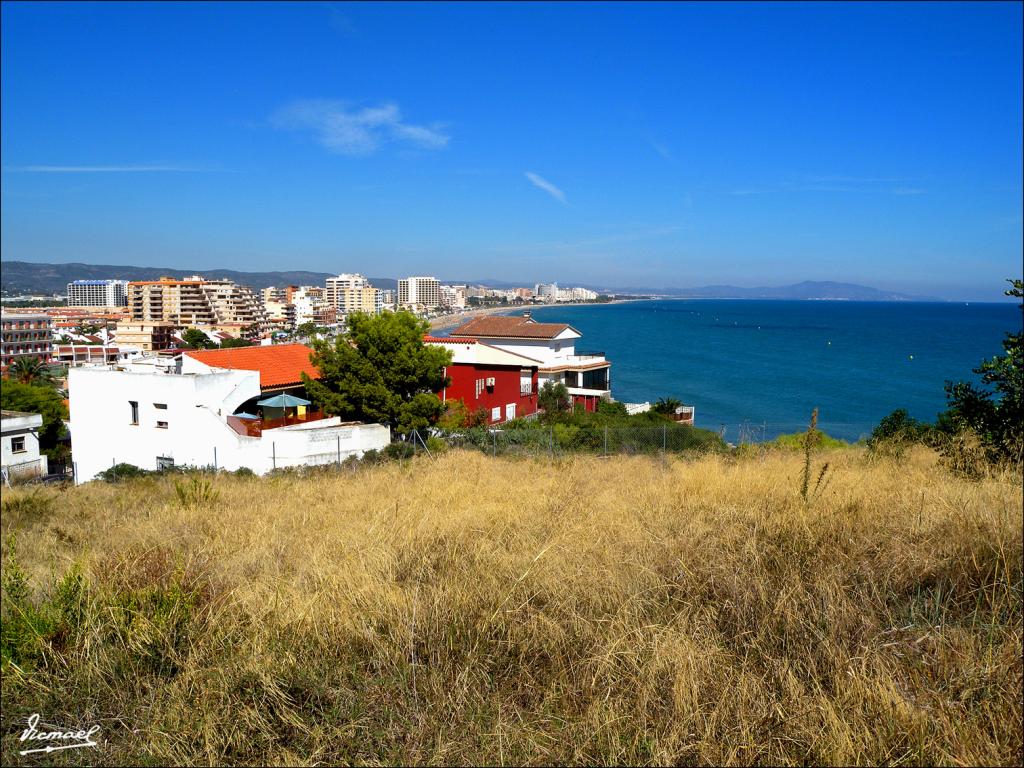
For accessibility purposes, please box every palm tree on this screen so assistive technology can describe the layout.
[653,396,683,415]
[8,356,54,386]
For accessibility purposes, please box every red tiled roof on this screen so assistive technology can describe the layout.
[423,335,478,344]
[183,344,320,388]
[449,315,575,339]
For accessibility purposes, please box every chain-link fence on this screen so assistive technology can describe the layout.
[416,424,725,458]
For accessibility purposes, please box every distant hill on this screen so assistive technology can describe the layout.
[0,261,397,295]
[607,281,943,302]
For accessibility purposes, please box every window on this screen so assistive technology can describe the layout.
[11,436,26,453]
[491,406,502,422]
[129,401,139,425]
[156,421,169,429]
[520,369,533,396]
[154,403,167,410]
[505,403,516,421]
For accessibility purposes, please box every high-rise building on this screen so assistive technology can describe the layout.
[1,312,52,368]
[534,283,558,301]
[325,274,369,307]
[261,286,288,305]
[291,286,336,327]
[67,280,129,307]
[127,276,268,332]
[398,276,442,310]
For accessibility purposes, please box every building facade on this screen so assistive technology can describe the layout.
[1,410,48,480]
[69,345,390,482]
[113,321,176,352]
[1,312,52,368]
[448,313,612,412]
[398,276,442,310]
[424,337,540,424]
[67,280,129,307]
[128,276,268,332]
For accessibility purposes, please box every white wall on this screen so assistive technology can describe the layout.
[1,413,47,478]
[69,366,391,482]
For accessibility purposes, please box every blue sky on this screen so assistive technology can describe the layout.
[2,2,1021,300]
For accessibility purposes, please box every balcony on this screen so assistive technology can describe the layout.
[226,410,328,437]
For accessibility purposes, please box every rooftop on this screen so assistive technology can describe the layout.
[183,343,320,389]
[449,315,578,340]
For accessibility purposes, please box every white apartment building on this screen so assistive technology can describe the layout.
[440,284,467,310]
[128,276,269,332]
[291,286,336,326]
[557,287,599,302]
[68,345,390,482]
[398,276,442,310]
[67,280,129,307]
[534,283,558,301]
[1,311,52,367]
[1,410,49,480]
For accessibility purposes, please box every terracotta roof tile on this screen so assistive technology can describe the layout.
[183,344,320,388]
[449,316,574,339]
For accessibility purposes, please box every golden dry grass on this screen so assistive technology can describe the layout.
[1,446,1021,766]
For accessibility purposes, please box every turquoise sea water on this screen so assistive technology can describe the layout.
[518,299,1019,443]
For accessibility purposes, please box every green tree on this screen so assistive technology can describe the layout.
[7,357,54,386]
[295,322,319,339]
[652,396,683,416]
[181,328,215,349]
[0,380,68,456]
[943,279,1023,464]
[303,311,452,434]
[538,380,571,415]
[220,337,254,349]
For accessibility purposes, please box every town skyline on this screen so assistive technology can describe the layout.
[2,2,1021,302]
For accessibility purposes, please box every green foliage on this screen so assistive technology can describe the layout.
[942,279,1023,466]
[538,381,571,416]
[652,397,682,415]
[232,466,256,478]
[383,441,415,460]
[219,337,254,349]
[425,436,448,454]
[772,430,848,450]
[799,409,831,503]
[437,399,488,429]
[2,537,87,671]
[174,476,220,508]
[96,463,151,482]
[0,379,68,455]
[7,356,54,386]
[597,399,628,417]
[304,310,452,434]
[295,322,320,339]
[182,328,215,350]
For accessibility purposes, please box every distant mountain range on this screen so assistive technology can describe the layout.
[1,261,942,302]
[0,261,397,295]
[609,281,944,302]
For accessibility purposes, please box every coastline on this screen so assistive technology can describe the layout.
[427,298,640,331]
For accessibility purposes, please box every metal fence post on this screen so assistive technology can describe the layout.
[272,442,276,470]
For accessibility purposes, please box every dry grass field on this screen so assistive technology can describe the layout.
[1,446,1021,765]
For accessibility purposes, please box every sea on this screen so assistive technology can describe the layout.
[501,299,1019,443]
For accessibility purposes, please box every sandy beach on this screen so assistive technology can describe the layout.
[427,299,640,331]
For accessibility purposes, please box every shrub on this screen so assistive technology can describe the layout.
[384,441,415,460]
[96,463,151,482]
[232,466,256,478]
[425,436,448,454]
[174,476,220,508]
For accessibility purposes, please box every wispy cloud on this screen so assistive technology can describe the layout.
[524,171,566,204]
[3,164,200,173]
[648,139,675,163]
[271,99,449,156]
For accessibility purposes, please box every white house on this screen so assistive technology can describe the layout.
[1,410,48,481]
[68,345,390,482]
[448,313,612,412]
